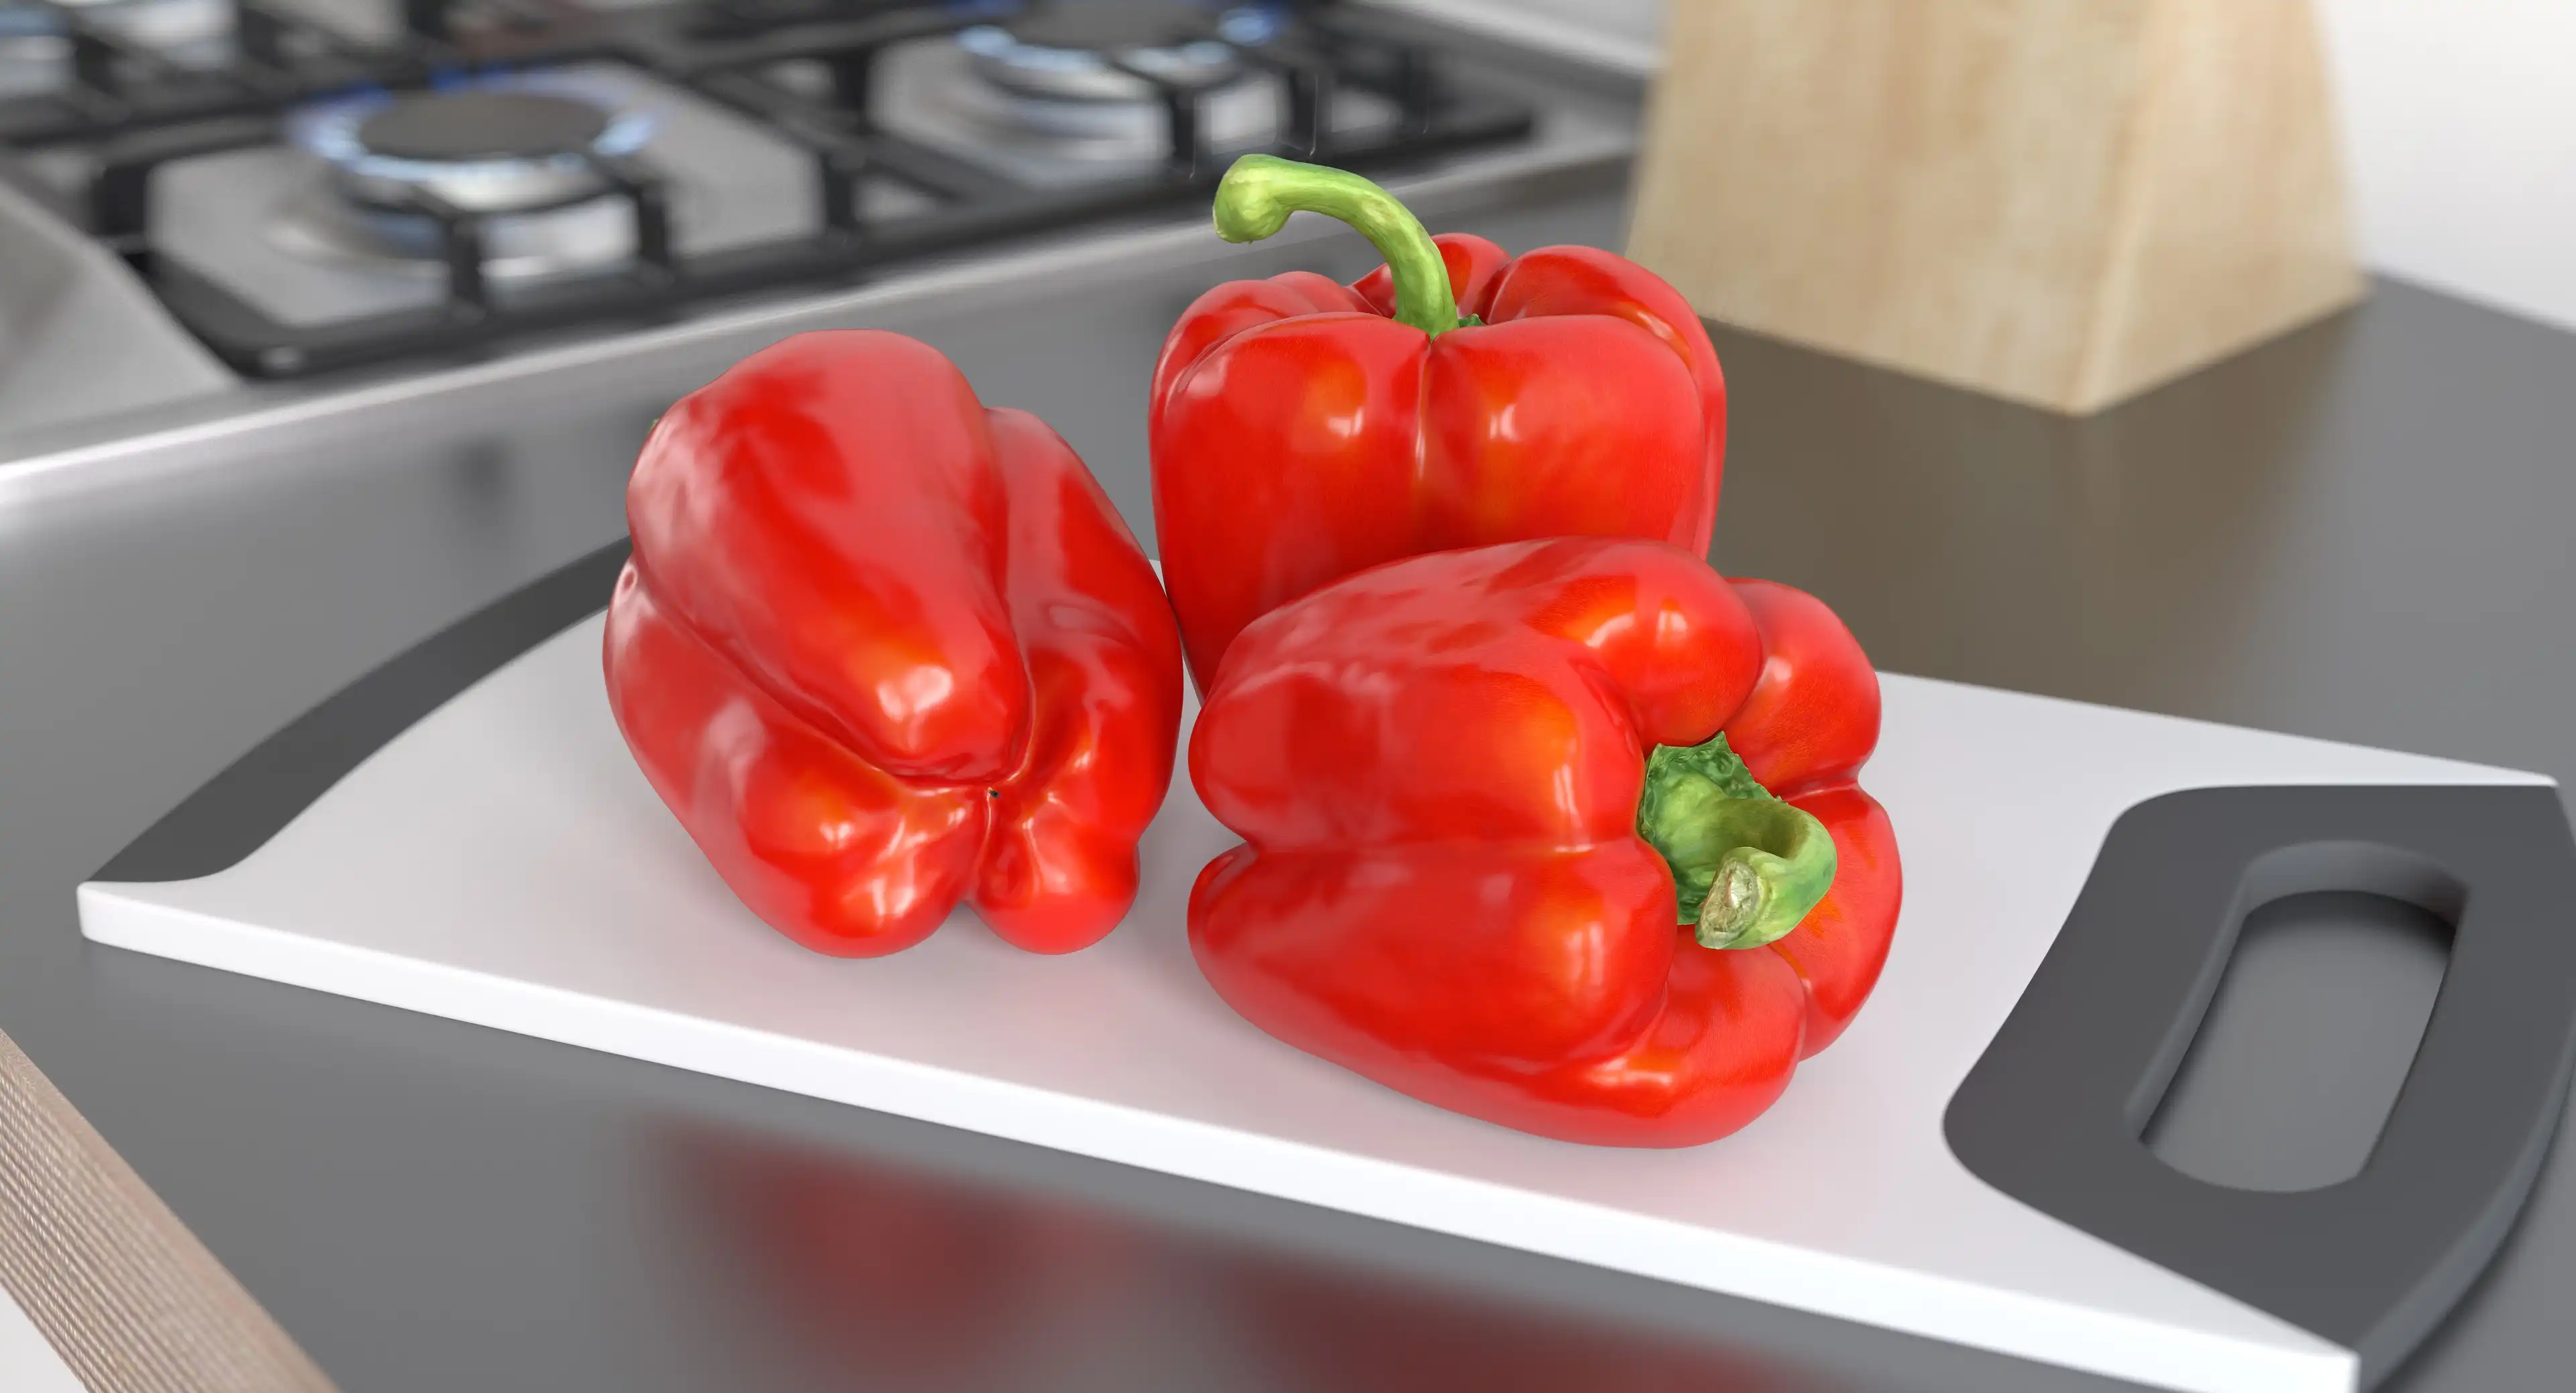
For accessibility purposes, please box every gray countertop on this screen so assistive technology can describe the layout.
[2,177,2573,1390]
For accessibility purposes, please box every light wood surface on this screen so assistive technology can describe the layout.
[1627,0,2364,413]
[0,1026,337,1393]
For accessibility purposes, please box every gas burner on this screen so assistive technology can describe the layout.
[269,74,663,283]
[266,179,647,284]
[0,0,233,99]
[958,1,1283,104]
[888,3,1324,175]
[0,9,63,103]
[55,0,233,65]
[290,79,656,215]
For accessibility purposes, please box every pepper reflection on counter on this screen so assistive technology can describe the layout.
[655,1121,1814,1392]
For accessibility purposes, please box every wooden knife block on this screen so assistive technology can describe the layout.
[1626,0,2365,414]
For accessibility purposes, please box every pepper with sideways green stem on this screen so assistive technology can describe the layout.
[1638,732,1839,950]
[1188,537,1902,1147]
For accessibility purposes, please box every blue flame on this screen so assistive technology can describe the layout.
[286,68,658,187]
[1217,5,1285,46]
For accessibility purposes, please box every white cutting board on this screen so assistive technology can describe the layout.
[0,1287,86,1393]
[76,610,2550,1393]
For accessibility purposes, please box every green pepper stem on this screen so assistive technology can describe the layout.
[1634,731,1839,951]
[1210,154,1464,338]
[1687,799,1837,949]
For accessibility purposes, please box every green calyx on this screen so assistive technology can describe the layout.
[1210,154,1470,339]
[1633,731,1838,950]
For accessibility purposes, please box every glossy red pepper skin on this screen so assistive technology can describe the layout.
[604,331,1183,958]
[1187,538,1900,1147]
[1150,232,1728,688]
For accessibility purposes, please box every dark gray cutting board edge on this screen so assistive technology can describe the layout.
[1947,784,2576,1389]
[93,539,631,885]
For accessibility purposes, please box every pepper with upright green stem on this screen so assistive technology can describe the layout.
[1210,154,1477,338]
[1152,152,1734,696]
[1193,157,1821,951]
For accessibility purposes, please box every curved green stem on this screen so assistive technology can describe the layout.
[1210,153,1464,338]
[1686,799,1838,949]
[1635,731,1839,950]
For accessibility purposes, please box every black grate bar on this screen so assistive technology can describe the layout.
[626,6,971,77]
[402,186,489,309]
[590,153,676,272]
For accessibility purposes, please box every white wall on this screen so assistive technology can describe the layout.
[1378,0,2576,333]
[2315,0,2576,331]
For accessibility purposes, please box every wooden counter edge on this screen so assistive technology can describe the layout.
[0,1025,337,1393]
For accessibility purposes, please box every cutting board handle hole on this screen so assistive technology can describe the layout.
[2138,843,2461,1194]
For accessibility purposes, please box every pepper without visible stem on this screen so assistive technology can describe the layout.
[1210,154,1472,338]
[1635,731,1838,950]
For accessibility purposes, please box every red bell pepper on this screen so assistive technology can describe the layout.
[604,331,1183,958]
[1187,537,1900,1147]
[1150,154,1729,688]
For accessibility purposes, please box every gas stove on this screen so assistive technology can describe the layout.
[0,0,1546,379]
